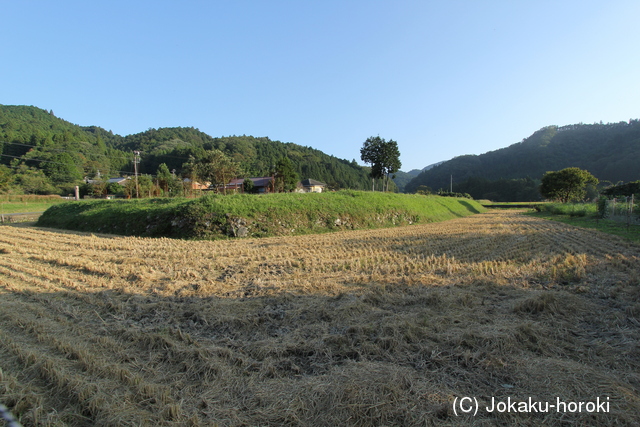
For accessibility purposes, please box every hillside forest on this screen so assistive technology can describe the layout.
[0,105,381,196]
[403,121,640,201]
[1,105,639,201]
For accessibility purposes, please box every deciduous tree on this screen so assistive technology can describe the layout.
[0,165,13,192]
[360,136,401,192]
[539,167,599,202]
[183,150,240,194]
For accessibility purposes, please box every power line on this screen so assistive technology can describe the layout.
[0,154,150,178]
[0,140,134,162]
[0,153,132,170]
[0,145,192,177]
[0,140,198,162]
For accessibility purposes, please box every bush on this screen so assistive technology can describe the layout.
[597,197,609,219]
[436,190,472,199]
[539,202,597,217]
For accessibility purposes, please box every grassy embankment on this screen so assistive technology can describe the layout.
[527,202,640,243]
[36,191,485,238]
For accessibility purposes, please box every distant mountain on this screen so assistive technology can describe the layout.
[404,122,640,200]
[392,162,444,192]
[0,105,377,193]
[422,161,445,172]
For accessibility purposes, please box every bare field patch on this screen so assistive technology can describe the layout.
[1,210,639,426]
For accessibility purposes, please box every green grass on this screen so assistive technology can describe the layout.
[37,191,486,239]
[526,203,640,243]
[536,202,598,217]
[0,195,67,214]
[480,200,545,206]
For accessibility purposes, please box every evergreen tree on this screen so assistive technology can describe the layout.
[156,163,173,195]
[274,156,298,192]
[243,177,256,194]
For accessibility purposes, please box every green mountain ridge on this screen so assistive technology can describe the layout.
[404,122,640,200]
[392,162,443,192]
[4,105,637,199]
[0,105,377,193]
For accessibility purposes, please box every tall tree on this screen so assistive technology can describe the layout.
[539,167,599,202]
[0,165,13,192]
[360,136,401,192]
[360,137,382,191]
[156,163,173,195]
[183,149,240,194]
[274,156,298,192]
[125,175,155,198]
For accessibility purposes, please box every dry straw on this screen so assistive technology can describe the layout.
[0,210,639,426]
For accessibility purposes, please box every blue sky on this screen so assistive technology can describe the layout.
[3,1,639,171]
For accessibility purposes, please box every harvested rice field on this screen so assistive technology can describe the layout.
[1,210,639,426]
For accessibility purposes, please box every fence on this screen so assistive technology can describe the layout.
[0,212,43,224]
[599,195,640,226]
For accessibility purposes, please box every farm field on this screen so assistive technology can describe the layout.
[0,202,63,216]
[1,210,639,426]
[0,195,67,215]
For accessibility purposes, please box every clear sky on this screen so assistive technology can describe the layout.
[3,1,639,171]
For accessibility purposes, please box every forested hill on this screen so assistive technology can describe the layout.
[392,161,445,192]
[0,105,375,193]
[0,105,130,193]
[105,128,374,190]
[404,121,640,197]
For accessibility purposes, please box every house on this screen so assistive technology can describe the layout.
[299,178,326,193]
[108,177,129,186]
[183,178,211,190]
[84,177,129,186]
[227,177,275,193]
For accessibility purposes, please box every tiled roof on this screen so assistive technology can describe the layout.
[301,178,326,186]
[229,177,273,187]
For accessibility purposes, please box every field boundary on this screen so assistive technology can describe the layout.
[0,212,43,224]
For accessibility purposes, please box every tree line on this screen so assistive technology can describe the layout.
[0,105,382,196]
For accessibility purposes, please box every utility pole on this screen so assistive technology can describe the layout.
[133,151,141,198]
[450,175,453,193]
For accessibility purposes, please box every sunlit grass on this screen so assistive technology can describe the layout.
[0,195,68,214]
[527,203,640,243]
[37,191,486,238]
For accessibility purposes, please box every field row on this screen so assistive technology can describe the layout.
[0,211,633,297]
[1,210,639,426]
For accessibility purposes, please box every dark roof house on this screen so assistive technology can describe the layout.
[228,177,275,193]
[299,178,326,193]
